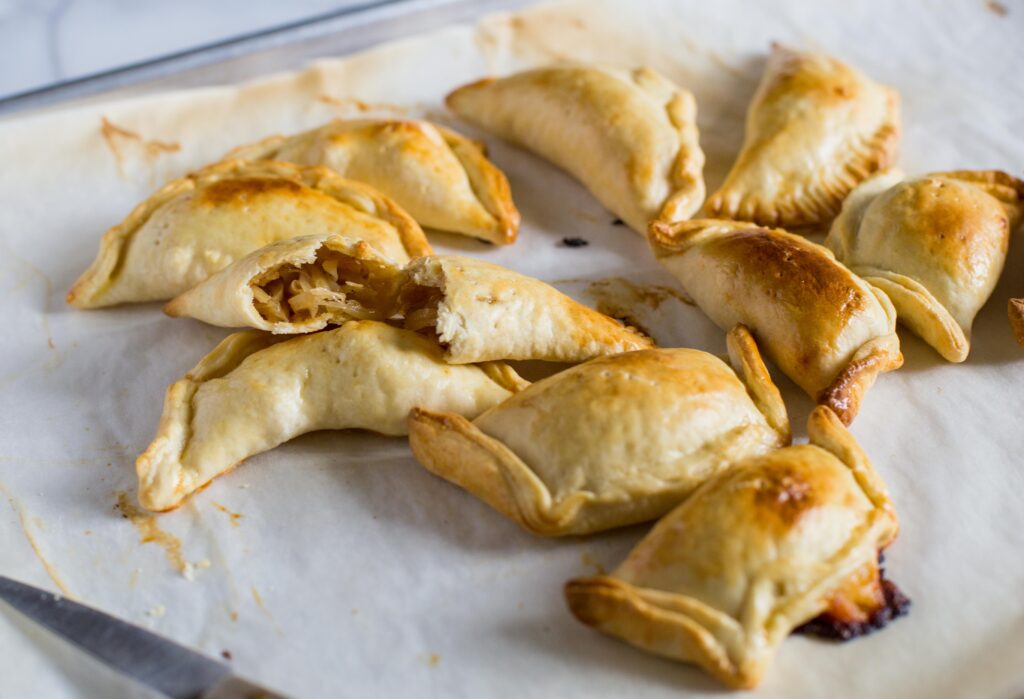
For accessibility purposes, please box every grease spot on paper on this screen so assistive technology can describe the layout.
[211,501,244,527]
[1,483,73,597]
[115,491,197,578]
[100,117,181,177]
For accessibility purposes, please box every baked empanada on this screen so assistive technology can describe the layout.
[137,321,526,511]
[704,45,900,229]
[398,255,653,363]
[827,169,1024,361]
[164,234,401,334]
[1011,299,1024,347]
[227,119,520,244]
[408,325,790,536]
[446,65,704,233]
[649,219,902,424]
[566,406,908,689]
[68,160,431,308]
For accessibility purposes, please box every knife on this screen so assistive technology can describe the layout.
[0,575,291,699]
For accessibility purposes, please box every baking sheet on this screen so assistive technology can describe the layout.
[1,1,1023,697]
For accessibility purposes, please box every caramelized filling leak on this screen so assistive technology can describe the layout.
[399,282,445,339]
[251,248,394,326]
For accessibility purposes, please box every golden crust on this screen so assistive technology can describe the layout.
[704,44,900,229]
[1010,299,1024,347]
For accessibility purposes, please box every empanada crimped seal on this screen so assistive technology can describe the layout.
[227,119,520,244]
[566,406,908,689]
[408,325,790,536]
[68,160,431,308]
[446,65,705,233]
[137,321,526,511]
[649,218,902,424]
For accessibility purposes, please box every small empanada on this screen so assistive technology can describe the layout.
[227,119,520,244]
[408,325,790,536]
[446,65,705,233]
[68,160,431,308]
[704,45,900,229]
[398,255,653,363]
[164,234,402,334]
[1011,299,1024,347]
[566,406,908,689]
[137,321,526,511]
[827,169,1024,361]
[649,219,902,424]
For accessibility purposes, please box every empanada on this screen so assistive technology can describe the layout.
[446,65,705,233]
[827,169,1024,361]
[398,255,653,363]
[227,119,520,244]
[704,45,900,229]
[649,219,902,424]
[164,234,401,334]
[408,325,790,536]
[566,406,908,689]
[68,160,431,308]
[1011,299,1024,347]
[137,321,526,511]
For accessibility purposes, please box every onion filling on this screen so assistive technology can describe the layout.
[399,283,444,337]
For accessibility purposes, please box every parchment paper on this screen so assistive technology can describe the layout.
[2,1,1023,697]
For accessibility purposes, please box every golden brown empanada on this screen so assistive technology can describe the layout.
[68,160,431,308]
[704,45,900,229]
[649,219,902,424]
[827,169,1024,361]
[1011,299,1024,347]
[137,321,526,511]
[408,325,790,536]
[446,65,704,233]
[398,255,653,363]
[227,119,520,244]
[164,234,402,334]
[566,406,908,689]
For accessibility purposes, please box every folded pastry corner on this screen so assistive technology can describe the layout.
[136,321,525,512]
[447,65,705,233]
[565,405,907,689]
[649,218,902,424]
[164,234,402,333]
[397,255,653,363]
[68,160,430,308]
[226,118,520,244]
[1011,299,1024,348]
[704,44,900,229]
[408,330,790,536]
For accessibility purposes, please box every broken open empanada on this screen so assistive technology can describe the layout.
[227,119,520,244]
[827,169,1024,361]
[408,325,790,536]
[566,406,908,689]
[164,234,402,334]
[649,219,902,424]
[704,45,900,229]
[68,160,431,308]
[446,65,704,233]
[137,320,526,511]
[398,255,653,363]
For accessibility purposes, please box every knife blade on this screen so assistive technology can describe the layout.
[0,575,290,699]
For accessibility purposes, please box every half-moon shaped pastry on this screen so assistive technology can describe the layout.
[446,65,705,233]
[227,119,520,244]
[68,160,431,308]
[566,406,908,689]
[398,255,653,363]
[704,45,900,229]
[164,234,402,334]
[827,169,1024,362]
[649,219,902,424]
[408,325,790,536]
[137,321,526,511]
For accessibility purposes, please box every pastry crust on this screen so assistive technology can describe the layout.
[136,321,526,511]
[704,44,900,229]
[1011,299,1024,347]
[398,255,653,363]
[227,119,520,244]
[408,326,790,536]
[67,160,431,308]
[649,218,902,424]
[565,406,903,689]
[446,65,705,233]
[828,169,1024,361]
[163,234,402,333]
